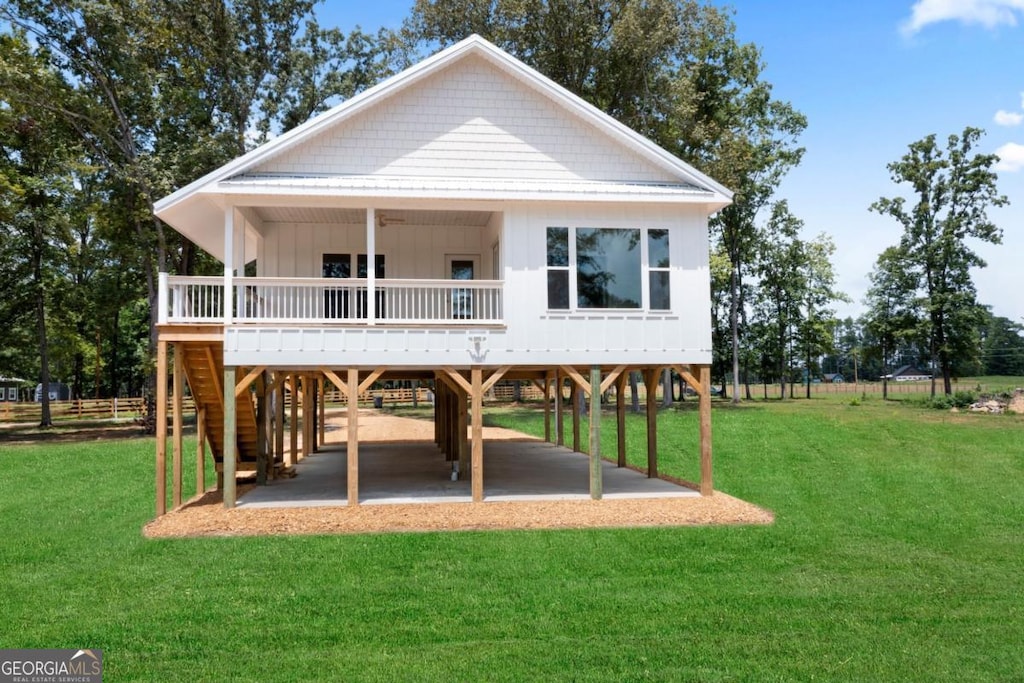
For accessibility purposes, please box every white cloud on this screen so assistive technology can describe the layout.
[902,0,1024,36]
[995,109,1024,126]
[995,141,1024,171]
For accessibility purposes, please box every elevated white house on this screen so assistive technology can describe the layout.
[152,35,731,515]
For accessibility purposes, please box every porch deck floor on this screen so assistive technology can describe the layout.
[237,439,698,507]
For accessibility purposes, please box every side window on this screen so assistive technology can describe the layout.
[648,229,671,310]
[546,227,569,309]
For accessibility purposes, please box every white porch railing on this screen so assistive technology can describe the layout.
[161,275,503,325]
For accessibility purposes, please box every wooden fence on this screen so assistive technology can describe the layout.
[0,397,197,424]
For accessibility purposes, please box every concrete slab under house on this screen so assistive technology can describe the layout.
[151,34,732,518]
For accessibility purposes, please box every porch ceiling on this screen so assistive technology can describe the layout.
[253,206,494,227]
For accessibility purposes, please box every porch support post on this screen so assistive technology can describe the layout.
[172,342,183,508]
[155,338,168,517]
[223,366,237,508]
[643,368,660,478]
[699,364,713,496]
[196,406,207,495]
[223,206,234,324]
[366,208,376,325]
[318,376,326,447]
[457,382,469,484]
[555,370,564,446]
[471,367,484,502]
[571,382,581,453]
[616,371,627,468]
[347,368,359,506]
[302,375,313,459]
[274,374,285,468]
[589,365,602,500]
[288,374,298,466]
[256,372,268,485]
[543,371,552,442]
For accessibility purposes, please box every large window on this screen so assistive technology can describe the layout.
[546,226,670,311]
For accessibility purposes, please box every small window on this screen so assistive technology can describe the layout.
[7,388,15,401]
[648,230,671,310]
[546,227,569,309]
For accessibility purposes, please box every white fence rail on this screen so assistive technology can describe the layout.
[162,275,503,325]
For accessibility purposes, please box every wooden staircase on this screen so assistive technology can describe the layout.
[178,341,260,477]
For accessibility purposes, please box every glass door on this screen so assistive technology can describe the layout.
[447,256,478,319]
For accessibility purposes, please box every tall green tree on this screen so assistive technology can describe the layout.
[0,33,84,425]
[862,247,919,399]
[1,1,386,420]
[871,127,1007,395]
[795,233,845,398]
[979,310,1024,376]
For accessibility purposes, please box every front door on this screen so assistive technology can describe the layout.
[447,255,479,319]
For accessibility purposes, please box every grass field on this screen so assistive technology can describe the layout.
[1,397,1022,681]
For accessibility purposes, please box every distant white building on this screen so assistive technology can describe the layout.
[884,365,932,382]
[151,35,731,515]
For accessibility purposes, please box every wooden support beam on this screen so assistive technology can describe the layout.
[555,369,564,446]
[481,365,512,394]
[155,339,168,517]
[318,376,326,448]
[358,368,386,395]
[543,371,552,443]
[348,368,359,506]
[234,365,267,398]
[699,364,713,496]
[672,364,705,397]
[172,344,184,508]
[616,371,627,468]
[599,365,628,395]
[643,368,660,478]
[288,374,298,466]
[571,383,581,453]
[457,381,469,482]
[589,365,602,500]
[320,367,349,398]
[302,375,313,459]
[204,346,224,410]
[440,366,472,395]
[256,371,269,485]
[223,366,237,508]
[274,375,285,469]
[196,406,207,495]
[559,365,591,396]
[435,371,460,395]
[471,367,484,502]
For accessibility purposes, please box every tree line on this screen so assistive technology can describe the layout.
[0,1,1013,427]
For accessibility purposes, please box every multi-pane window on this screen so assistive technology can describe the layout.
[648,229,671,310]
[546,226,670,311]
[546,227,569,309]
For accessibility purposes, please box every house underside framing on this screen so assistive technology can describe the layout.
[154,325,713,516]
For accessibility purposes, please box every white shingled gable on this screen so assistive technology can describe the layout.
[251,53,678,185]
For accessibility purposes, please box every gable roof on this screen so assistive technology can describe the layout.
[154,35,732,256]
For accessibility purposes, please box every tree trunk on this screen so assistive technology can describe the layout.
[661,368,672,408]
[805,345,812,399]
[729,267,741,404]
[33,239,52,428]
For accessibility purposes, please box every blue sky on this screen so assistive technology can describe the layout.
[326,0,1024,325]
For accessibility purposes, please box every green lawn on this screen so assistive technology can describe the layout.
[1,398,1022,681]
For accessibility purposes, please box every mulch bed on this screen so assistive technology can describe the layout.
[144,487,774,538]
